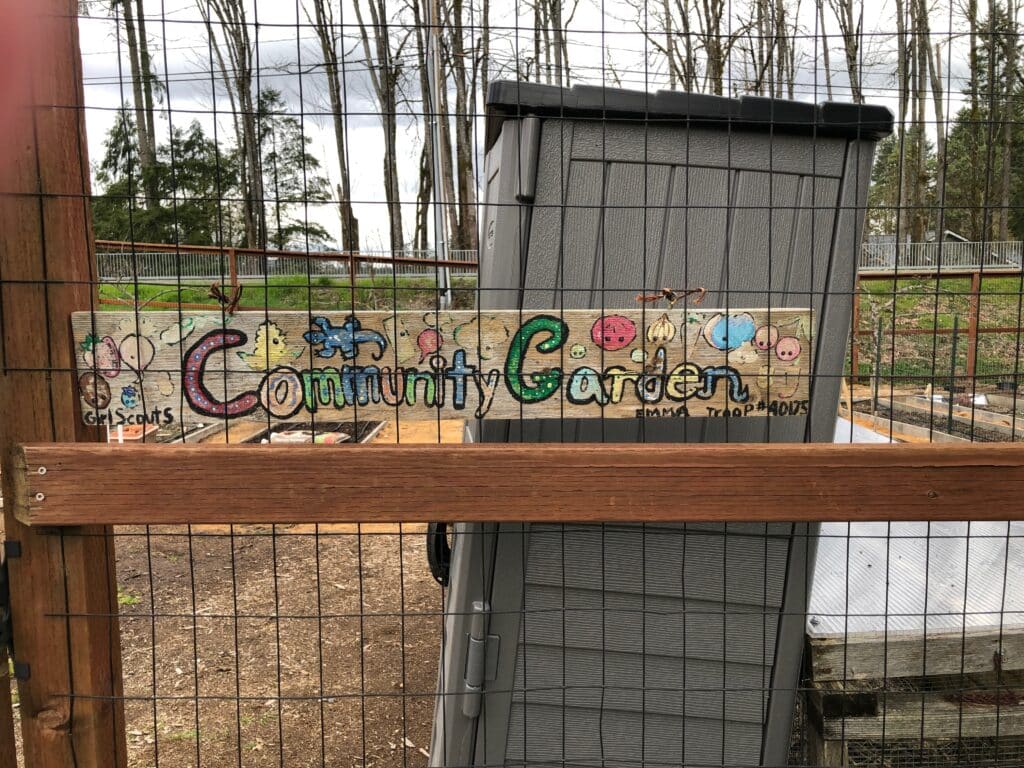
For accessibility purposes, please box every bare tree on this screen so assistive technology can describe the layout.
[774,0,800,98]
[629,0,750,94]
[305,0,361,251]
[440,0,479,250]
[999,0,1018,240]
[410,0,439,251]
[741,0,799,97]
[815,0,834,99]
[114,0,158,205]
[477,0,491,100]
[917,0,946,236]
[891,0,933,242]
[408,0,483,252]
[198,0,266,248]
[353,0,408,253]
[525,0,577,85]
[894,0,912,241]
[827,0,863,103]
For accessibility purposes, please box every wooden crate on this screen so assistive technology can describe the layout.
[804,627,1024,767]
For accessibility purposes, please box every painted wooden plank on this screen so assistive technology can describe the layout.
[809,626,1024,682]
[15,442,1024,526]
[881,396,1024,440]
[819,691,1024,740]
[71,308,813,427]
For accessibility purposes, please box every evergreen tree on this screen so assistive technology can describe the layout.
[867,131,937,236]
[92,109,241,244]
[942,3,1024,240]
[256,88,332,250]
[92,93,335,250]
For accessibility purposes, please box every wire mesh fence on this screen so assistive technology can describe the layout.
[1,1,1023,768]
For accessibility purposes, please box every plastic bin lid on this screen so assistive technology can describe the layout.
[485,81,894,150]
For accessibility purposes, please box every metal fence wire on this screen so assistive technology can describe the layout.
[0,1,1023,768]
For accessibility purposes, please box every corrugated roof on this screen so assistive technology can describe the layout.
[811,419,1024,638]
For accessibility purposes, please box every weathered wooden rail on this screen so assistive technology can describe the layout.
[11,442,1024,526]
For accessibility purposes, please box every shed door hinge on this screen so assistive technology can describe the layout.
[462,600,500,718]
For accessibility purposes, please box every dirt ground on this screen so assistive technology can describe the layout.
[115,521,441,768]
[111,420,461,767]
[3,420,463,767]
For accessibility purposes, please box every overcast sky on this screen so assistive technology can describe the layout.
[77,0,977,250]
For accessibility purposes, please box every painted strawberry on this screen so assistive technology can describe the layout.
[82,335,121,379]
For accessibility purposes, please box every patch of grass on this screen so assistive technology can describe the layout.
[99,275,478,312]
[857,274,1024,380]
[7,658,17,706]
[117,586,141,607]
[164,727,199,742]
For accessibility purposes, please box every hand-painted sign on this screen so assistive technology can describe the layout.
[71,309,813,426]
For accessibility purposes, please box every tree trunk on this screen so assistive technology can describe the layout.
[119,0,157,206]
[134,0,156,149]
[926,37,946,237]
[911,0,928,241]
[966,0,981,238]
[479,0,490,100]
[816,0,834,99]
[663,0,677,88]
[413,145,431,251]
[676,0,697,89]
[202,0,266,248]
[999,0,1017,240]
[435,68,460,246]
[445,0,479,250]
[702,0,727,94]
[353,0,405,252]
[308,0,360,251]
[411,0,433,253]
[828,0,863,103]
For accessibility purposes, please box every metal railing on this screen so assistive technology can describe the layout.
[99,239,1024,282]
[95,240,479,283]
[859,239,1023,273]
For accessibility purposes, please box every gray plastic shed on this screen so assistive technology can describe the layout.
[429,82,892,768]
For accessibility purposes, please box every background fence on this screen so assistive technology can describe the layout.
[95,241,480,283]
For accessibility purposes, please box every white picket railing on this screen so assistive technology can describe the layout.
[97,240,1024,282]
[96,247,479,283]
[859,239,1023,273]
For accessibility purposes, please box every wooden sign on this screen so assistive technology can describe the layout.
[71,308,813,427]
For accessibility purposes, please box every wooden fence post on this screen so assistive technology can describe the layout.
[851,281,862,382]
[965,269,982,382]
[0,2,127,766]
[228,247,238,288]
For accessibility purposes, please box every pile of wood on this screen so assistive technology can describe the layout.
[804,627,1024,766]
